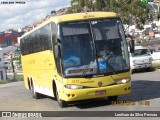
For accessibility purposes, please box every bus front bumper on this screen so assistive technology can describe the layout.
[61,82,131,102]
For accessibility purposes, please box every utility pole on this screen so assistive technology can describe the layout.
[10,54,16,80]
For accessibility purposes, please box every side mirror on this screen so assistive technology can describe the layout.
[129,40,134,53]
[54,44,61,59]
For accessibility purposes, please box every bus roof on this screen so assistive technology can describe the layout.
[53,12,117,23]
[21,12,118,38]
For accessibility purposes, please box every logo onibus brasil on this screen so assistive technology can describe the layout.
[141,0,160,5]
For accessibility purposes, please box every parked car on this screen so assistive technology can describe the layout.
[130,46,153,72]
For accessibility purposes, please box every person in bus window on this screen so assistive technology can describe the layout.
[100,44,113,57]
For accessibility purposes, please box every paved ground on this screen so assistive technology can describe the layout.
[0,70,160,119]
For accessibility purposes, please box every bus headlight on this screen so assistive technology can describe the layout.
[65,85,83,89]
[116,78,131,84]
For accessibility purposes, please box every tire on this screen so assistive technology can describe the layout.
[146,67,152,72]
[55,85,67,108]
[131,69,133,74]
[108,96,118,101]
[30,82,41,99]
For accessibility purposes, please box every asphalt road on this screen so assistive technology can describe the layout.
[0,70,160,119]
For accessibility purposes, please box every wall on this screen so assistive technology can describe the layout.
[0,33,23,45]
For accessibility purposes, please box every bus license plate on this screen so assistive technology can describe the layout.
[95,90,106,95]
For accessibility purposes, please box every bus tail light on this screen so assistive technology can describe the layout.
[65,84,83,89]
[116,78,131,84]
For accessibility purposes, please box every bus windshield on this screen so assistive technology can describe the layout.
[60,18,129,77]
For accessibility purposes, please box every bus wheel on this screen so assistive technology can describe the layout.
[30,82,41,99]
[55,86,67,108]
[108,96,118,101]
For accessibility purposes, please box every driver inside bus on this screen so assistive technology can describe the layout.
[100,44,113,57]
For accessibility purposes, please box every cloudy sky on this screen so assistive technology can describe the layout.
[0,0,70,32]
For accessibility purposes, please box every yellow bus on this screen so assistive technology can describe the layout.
[20,12,134,108]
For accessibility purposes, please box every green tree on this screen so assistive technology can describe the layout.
[67,0,151,30]
[67,0,95,13]
[107,0,150,30]
[95,0,106,11]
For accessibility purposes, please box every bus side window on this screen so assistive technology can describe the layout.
[37,24,52,51]
[33,34,38,53]
[23,37,29,55]
[45,24,52,50]
[52,22,56,46]
[23,37,27,55]
[20,38,24,55]
[37,33,42,52]
[30,33,35,54]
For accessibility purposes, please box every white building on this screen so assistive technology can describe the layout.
[0,48,6,80]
